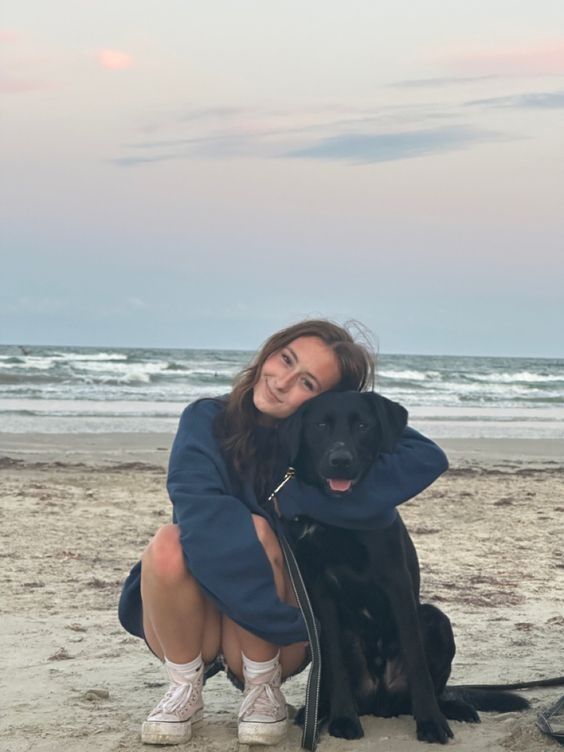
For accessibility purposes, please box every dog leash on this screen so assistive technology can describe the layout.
[266,468,321,752]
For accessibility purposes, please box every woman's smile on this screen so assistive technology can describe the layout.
[252,336,341,420]
[264,380,283,404]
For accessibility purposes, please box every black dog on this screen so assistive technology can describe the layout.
[278,390,528,744]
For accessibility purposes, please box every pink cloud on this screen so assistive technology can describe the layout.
[437,40,564,76]
[97,48,133,70]
[0,29,20,43]
[0,77,49,94]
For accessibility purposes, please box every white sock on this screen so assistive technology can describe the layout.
[164,654,203,684]
[242,651,280,679]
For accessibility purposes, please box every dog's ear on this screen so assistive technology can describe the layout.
[276,405,306,464]
[363,392,408,452]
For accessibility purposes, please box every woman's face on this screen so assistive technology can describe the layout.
[253,336,341,420]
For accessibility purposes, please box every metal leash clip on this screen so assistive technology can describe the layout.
[266,466,295,517]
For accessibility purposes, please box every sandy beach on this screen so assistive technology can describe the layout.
[1,433,563,752]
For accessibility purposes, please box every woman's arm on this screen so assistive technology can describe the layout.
[167,399,307,646]
[277,427,448,529]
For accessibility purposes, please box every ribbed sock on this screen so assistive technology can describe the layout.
[241,651,280,679]
[164,654,203,684]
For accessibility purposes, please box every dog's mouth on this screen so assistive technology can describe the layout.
[326,478,354,493]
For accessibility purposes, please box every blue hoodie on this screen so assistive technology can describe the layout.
[118,398,448,647]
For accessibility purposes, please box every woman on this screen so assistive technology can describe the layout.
[118,319,448,746]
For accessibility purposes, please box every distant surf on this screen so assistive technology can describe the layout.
[0,345,563,437]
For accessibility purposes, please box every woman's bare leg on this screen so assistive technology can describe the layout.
[140,523,221,664]
[221,515,308,683]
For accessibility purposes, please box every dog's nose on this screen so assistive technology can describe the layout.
[329,449,353,470]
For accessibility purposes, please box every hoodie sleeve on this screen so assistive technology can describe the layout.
[276,427,449,529]
[167,400,308,646]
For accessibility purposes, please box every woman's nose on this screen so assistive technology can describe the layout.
[274,371,295,391]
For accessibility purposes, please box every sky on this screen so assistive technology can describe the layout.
[1,1,563,357]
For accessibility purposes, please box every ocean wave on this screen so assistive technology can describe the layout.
[459,370,564,384]
[379,369,440,381]
[0,373,60,385]
[0,356,26,365]
[51,351,128,362]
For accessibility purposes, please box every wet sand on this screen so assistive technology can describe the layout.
[1,433,563,752]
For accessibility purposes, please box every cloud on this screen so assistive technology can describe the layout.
[466,89,564,109]
[0,30,52,93]
[97,48,133,70]
[391,75,499,89]
[0,29,20,43]
[283,125,502,164]
[114,101,468,166]
[438,40,564,76]
[0,76,49,94]
[111,154,179,167]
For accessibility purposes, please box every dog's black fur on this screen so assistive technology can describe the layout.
[278,391,529,744]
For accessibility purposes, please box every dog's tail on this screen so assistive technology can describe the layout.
[445,675,564,712]
[449,676,564,691]
[444,687,530,712]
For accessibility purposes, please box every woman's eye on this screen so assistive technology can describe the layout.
[303,379,315,391]
[281,352,291,364]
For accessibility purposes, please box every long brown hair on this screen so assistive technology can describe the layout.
[215,319,376,499]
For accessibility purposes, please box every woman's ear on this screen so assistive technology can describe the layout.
[276,407,306,464]
[363,392,408,452]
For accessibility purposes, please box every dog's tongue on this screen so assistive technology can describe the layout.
[328,479,353,492]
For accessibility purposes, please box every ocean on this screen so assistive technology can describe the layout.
[1,345,563,439]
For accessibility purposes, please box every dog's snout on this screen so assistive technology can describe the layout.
[329,449,354,470]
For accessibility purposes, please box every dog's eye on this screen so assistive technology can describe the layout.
[357,422,369,432]
[316,422,328,431]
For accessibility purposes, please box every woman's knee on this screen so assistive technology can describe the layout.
[252,515,284,570]
[142,524,188,585]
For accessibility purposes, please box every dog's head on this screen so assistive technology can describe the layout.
[278,391,408,496]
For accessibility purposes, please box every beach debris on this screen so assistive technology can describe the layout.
[82,688,110,701]
[48,647,74,661]
[66,622,87,632]
[0,456,24,468]
[87,577,121,589]
[58,549,82,560]
[410,525,441,535]
[494,496,514,506]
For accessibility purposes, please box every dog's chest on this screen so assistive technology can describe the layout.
[287,517,370,576]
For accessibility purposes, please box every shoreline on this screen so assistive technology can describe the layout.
[1,432,564,468]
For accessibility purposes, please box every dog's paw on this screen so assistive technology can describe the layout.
[439,698,480,724]
[328,714,364,740]
[416,714,453,744]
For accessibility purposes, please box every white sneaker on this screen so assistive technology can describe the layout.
[238,662,288,745]
[141,669,204,745]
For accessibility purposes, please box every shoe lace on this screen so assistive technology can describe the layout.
[238,678,283,720]
[155,681,197,715]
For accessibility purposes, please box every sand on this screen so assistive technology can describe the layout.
[0,433,563,752]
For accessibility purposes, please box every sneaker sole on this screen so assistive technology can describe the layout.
[141,709,203,745]
[238,717,288,746]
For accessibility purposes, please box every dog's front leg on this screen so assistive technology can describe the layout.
[309,576,364,740]
[380,570,453,744]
